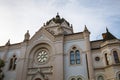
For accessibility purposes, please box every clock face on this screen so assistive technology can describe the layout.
[36,50,48,63]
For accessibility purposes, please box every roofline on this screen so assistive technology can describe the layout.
[90,39,103,42]
[64,32,83,36]
[0,42,22,48]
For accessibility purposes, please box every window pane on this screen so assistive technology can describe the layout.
[70,51,75,64]
[113,51,119,63]
[75,50,80,64]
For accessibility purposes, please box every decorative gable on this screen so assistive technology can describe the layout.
[30,27,55,44]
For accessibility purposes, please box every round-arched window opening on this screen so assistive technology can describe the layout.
[95,56,100,61]
[97,75,104,80]
[35,78,41,80]
[71,78,76,80]
[77,77,82,80]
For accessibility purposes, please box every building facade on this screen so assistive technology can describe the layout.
[0,14,120,80]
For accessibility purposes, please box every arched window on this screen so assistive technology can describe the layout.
[70,49,81,65]
[97,75,104,80]
[71,78,76,80]
[105,53,109,65]
[113,51,119,63]
[118,74,120,80]
[70,51,75,64]
[9,55,17,70]
[35,78,41,80]
[77,77,82,80]
[75,50,80,64]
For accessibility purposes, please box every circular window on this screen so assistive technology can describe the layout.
[35,49,49,64]
[95,56,100,61]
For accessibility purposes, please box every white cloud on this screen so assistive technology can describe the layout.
[0,0,120,45]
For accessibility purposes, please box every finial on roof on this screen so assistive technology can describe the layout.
[84,25,88,31]
[102,27,117,40]
[56,12,60,19]
[43,23,45,26]
[24,30,30,42]
[106,27,109,32]
[5,39,10,46]
[57,12,59,15]
[83,25,90,34]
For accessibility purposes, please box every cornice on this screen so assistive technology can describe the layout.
[64,32,84,41]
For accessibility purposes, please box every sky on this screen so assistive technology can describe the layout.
[0,0,120,45]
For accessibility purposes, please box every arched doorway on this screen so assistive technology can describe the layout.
[35,78,41,80]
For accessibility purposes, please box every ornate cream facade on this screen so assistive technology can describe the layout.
[0,14,120,80]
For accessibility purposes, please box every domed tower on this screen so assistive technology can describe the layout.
[43,13,73,35]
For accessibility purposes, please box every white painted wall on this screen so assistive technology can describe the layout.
[0,48,21,80]
[64,39,88,80]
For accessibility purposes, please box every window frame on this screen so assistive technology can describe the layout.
[113,51,120,63]
[69,49,81,65]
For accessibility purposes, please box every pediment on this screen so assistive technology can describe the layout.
[61,21,69,28]
[30,27,55,43]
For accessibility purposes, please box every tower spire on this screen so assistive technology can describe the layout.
[106,27,109,32]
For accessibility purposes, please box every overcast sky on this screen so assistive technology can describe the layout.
[0,0,120,45]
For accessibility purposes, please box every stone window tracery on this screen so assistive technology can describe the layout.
[70,47,81,65]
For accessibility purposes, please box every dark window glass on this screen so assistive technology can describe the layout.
[70,51,75,64]
[97,75,104,80]
[9,55,17,70]
[113,51,119,63]
[9,58,13,70]
[71,78,75,80]
[35,78,41,80]
[119,74,120,80]
[95,57,100,61]
[77,78,82,80]
[75,50,80,64]
[105,53,109,65]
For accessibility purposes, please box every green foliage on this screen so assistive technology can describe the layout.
[0,59,5,68]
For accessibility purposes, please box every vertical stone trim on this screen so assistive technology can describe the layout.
[83,27,95,80]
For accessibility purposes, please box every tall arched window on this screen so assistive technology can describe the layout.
[70,49,80,65]
[75,50,80,64]
[70,51,75,64]
[113,51,119,63]
[9,55,17,70]
[97,75,104,80]
[105,53,109,65]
